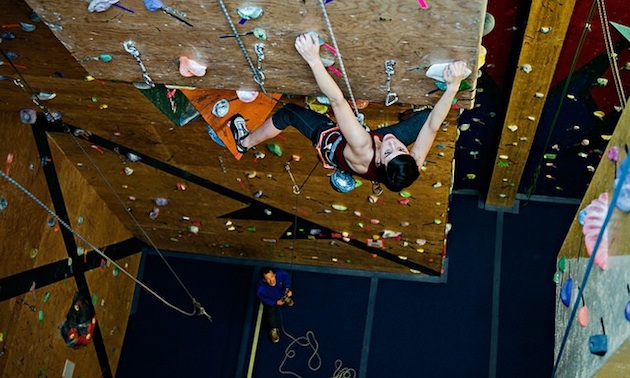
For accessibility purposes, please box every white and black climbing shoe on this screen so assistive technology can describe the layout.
[228,113,250,153]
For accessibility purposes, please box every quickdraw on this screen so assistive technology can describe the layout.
[384,59,398,106]
[123,40,154,88]
[253,42,266,86]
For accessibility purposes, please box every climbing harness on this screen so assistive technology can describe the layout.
[123,40,155,88]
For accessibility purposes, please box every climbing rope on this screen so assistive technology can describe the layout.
[525,0,598,197]
[216,0,267,93]
[0,170,208,319]
[0,51,211,321]
[596,0,627,109]
[316,0,360,118]
[552,154,629,376]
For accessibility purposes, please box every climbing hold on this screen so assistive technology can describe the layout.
[557,256,567,272]
[19,22,36,32]
[331,204,347,211]
[614,155,630,212]
[578,305,589,327]
[153,197,169,206]
[237,6,263,20]
[483,13,495,36]
[308,104,329,114]
[399,191,412,198]
[507,125,518,132]
[520,64,533,73]
[560,278,573,307]
[98,54,113,62]
[179,56,207,77]
[212,99,229,117]
[236,90,259,103]
[330,170,356,193]
[425,63,472,82]
[88,0,120,12]
[397,198,410,206]
[266,143,283,156]
[253,27,267,40]
[593,110,605,119]
[148,208,159,220]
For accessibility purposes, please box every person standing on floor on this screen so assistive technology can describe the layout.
[256,266,294,343]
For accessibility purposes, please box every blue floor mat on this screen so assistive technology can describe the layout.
[117,254,255,377]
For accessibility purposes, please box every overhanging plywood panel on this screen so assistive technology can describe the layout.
[23,0,484,105]
[485,0,577,207]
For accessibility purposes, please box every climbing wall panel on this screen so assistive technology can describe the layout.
[23,0,484,105]
[0,109,140,377]
[553,106,630,377]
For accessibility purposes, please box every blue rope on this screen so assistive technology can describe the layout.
[552,154,629,376]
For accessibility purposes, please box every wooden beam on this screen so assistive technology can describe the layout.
[485,0,577,207]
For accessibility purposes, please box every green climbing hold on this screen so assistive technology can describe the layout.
[253,27,267,40]
[557,256,567,272]
[399,191,412,198]
[354,179,363,187]
[435,80,472,92]
[266,143,283,156]
[38,310,44,322]
[553,271,560,283]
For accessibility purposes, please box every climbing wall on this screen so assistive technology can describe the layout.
[22,0,484,105]
[0,111,141,377]
[0,0,471,277]
[552,106,630,377]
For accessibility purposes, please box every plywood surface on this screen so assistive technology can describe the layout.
[22,0,484,105]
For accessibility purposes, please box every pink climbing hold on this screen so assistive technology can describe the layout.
[179,56,207,77]
[582,192,609,270]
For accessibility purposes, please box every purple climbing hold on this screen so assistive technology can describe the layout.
[143,0,163,12]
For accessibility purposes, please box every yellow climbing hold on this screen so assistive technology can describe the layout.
[331,204,347,211]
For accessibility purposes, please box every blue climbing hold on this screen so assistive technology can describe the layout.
[560,278,573,307]
[330,170,356,193]
[206,125,226,147]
